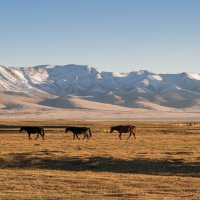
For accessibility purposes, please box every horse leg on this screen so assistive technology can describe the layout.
[127,132,131,140]
[35,133,39,140]
[86,132,89,139]
[83,133,87,140]
[76,134,80,140]
[132,128,136,139]
[73,134,75,140]
[40,132,44,140]
[28,133,32,140]
[132,132,136,139]
[119,132,122,140]
[41,129,45,140]
[41,133,44,140]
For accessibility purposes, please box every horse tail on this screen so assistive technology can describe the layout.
[88,128,92,137]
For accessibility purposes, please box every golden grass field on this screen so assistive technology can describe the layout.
[0,120,200,200]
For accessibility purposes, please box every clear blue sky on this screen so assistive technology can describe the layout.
[0,0,200,73]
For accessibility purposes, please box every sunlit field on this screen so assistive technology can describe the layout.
[0,120,200,200]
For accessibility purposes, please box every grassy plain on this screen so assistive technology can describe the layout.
[0,120,200,199]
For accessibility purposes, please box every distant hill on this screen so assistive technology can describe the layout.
[0,64,200,119]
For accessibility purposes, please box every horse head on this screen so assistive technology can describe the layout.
[65,128,69,133]
[110,127,114,133]
[19,127,24,132]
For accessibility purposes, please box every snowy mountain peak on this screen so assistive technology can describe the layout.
[0,64,200,109]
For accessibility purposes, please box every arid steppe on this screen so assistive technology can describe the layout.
[0,120,200,199]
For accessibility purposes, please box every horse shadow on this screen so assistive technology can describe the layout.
[0,151,199,178]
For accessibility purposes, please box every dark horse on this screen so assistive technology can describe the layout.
[110,125,136,140]
[19,126,45,140]
[65,126,92,140]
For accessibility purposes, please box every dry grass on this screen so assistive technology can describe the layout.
[0,120,200,199]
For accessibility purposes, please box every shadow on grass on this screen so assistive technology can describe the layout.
[0,151,199,177]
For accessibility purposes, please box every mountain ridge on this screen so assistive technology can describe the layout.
[0,64,200,112]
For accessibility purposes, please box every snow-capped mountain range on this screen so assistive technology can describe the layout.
[0,64,200,111]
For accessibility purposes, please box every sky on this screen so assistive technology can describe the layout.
[0,0,200,73]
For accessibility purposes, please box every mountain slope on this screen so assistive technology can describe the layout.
[0,64,200,111]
